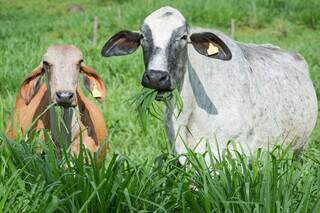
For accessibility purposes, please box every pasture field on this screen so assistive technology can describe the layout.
[0,0,320,212]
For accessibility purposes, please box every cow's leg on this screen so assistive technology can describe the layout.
[70,132,98,156]
[166,110,193,164]
[166,71,196,164]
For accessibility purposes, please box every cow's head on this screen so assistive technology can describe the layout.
[19,45,106,107]
[101,6,231,100]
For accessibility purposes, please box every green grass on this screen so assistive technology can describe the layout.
[0,0,320,212]
[1,133,320,212]
[130,88,183,131]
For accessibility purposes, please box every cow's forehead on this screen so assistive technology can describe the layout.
[43,45,83,63]
[142,7,186,46]
[144,7,185,25]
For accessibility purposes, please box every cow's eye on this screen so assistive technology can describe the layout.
[141,35,147,43]
[181,35,188,40]
[78,59,84,65]
[43,61,51,70]
[176,35,188,43]
[141,36,149,47]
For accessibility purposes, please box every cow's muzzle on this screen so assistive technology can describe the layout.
[141,70,174,92]
[56,91,76,107]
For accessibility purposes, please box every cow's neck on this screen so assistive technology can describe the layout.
[49,106,81,149]
[164,55,190,152]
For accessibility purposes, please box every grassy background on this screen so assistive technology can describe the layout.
[0,0,320,212]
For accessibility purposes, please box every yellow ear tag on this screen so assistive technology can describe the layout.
[92,84,102,98]
[207,43,219,56]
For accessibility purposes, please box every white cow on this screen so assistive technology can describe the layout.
[101,7,318,161]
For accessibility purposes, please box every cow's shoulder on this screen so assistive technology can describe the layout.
[238,43,306,65]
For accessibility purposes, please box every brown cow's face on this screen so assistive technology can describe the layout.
[19,45,106,107]
[43,45,83,107]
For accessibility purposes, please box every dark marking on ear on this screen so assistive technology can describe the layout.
[83,75,91,91]
[188,62,218,115]
[190,32,232,60]
[32,76,42,95]
[101,30,141,57]
[20,66,45,105]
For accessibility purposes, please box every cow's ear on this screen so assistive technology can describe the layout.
[101,30,141,57]
[80,64,106,102]
[20,65,44,105]
[190,32,232,60]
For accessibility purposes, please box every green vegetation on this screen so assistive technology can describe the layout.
[131,88,183,131]
[1,133,320,212]
[0,0,319,212]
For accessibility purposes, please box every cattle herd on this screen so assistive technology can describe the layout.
[6,7,318,163]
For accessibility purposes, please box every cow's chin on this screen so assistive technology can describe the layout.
[56,103,77,108]
[53,101,77,108]
[155,91,173,101]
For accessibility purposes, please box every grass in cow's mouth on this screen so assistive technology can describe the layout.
[130,88,183,130]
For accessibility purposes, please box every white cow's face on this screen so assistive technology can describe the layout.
[139,8,188,95]
[101,7,232,101]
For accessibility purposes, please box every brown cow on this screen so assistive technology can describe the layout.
[6,45,108,159]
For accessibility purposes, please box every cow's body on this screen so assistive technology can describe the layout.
[166,28,317,157]
[101,7,317,161]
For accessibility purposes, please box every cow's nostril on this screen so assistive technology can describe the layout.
[56,91,75,104]
[68,93,74,100]
[145,73,151,81]
[160,74,169,82]
[56,92,62,99]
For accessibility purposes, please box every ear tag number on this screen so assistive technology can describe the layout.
[207,43,219,56]
[92,84,102,98]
